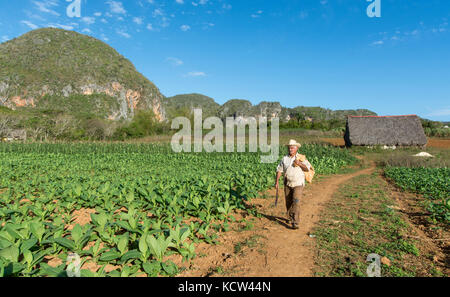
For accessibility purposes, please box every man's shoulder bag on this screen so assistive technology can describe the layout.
[296,154,315,184]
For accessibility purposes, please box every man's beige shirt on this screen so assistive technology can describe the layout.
[276,153,312,187]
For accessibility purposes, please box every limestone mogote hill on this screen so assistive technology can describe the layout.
[0,28,165,122]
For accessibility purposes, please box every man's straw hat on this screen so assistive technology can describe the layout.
[286,139,302,148]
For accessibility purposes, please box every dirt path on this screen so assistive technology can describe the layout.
[236,164,376,277]
[179,162,376,277]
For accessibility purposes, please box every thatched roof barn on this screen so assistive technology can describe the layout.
[344,115,427,147]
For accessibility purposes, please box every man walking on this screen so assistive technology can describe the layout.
[275,139,312,229]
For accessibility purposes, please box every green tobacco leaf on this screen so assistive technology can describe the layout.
[180,228,190,242]
[71,224,83,244]
[142,261,161,277]
[116,221,134,232]
[117,235,128,255]
[81,269,95,277]
[108,270,121,277]
[126,191,135,203]
[120,250,141,263]
[99,182,110,194]
[54,237,76,250]
[31,250,47,266]
[0,260,4,277]
[162,260,178,276]
[20,238,38,254]
[74,185,82,197]
[99,250,121,262]
[120,265,131,277]
[5,225,23,241]
[91,213,108,228]
[23,250,33,266]
[0,238,12,250]
[138,237,148,255]
[29,222,45,242]
[3,262,25,277]
[39,263,66,277]
[0,245,19,262]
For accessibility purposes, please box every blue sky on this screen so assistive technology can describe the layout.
[0,0,449,121]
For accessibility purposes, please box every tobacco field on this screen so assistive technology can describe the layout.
[0,143,356,277]
[384,167,450,223]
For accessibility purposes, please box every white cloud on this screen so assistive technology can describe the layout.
[180,24,191,31]
[371,40,384,46]
[434,21,448,33]
[192,0,208,6]
[32,0,60,16]
[176,0,184,4]
[1,36,9,42]
[116,29,131,38]
[81,17,95,25]
[21,20,39,29]
[372,20,449,47]
[166,57,184,66]
[202,22,214,30]
[185,71,206,77]
[24,10,47,22]
[152,8,170,28]
[427,108,450,117]
[251,11,263,18]
[153,9,163,17]
[107,1,126,14]
[47,23,75,30]
[133,17,143,25]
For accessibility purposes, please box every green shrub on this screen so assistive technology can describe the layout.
[113,110,169,140]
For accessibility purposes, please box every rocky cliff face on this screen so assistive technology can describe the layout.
[0,28,165,121]
[0,81,165,121]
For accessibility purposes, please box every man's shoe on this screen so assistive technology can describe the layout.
[292,223,299,229]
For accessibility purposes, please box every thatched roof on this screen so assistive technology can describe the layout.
[344,115,427,147]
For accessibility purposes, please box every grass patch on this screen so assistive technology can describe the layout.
[312,172,446,277]
[351,146,450,169]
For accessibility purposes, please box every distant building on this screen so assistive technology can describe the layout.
[344,115,427,147]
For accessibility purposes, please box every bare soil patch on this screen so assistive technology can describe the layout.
[65,208,96,230]
[427,138,450,148]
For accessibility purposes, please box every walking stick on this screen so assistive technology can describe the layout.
[275,185,279,207]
